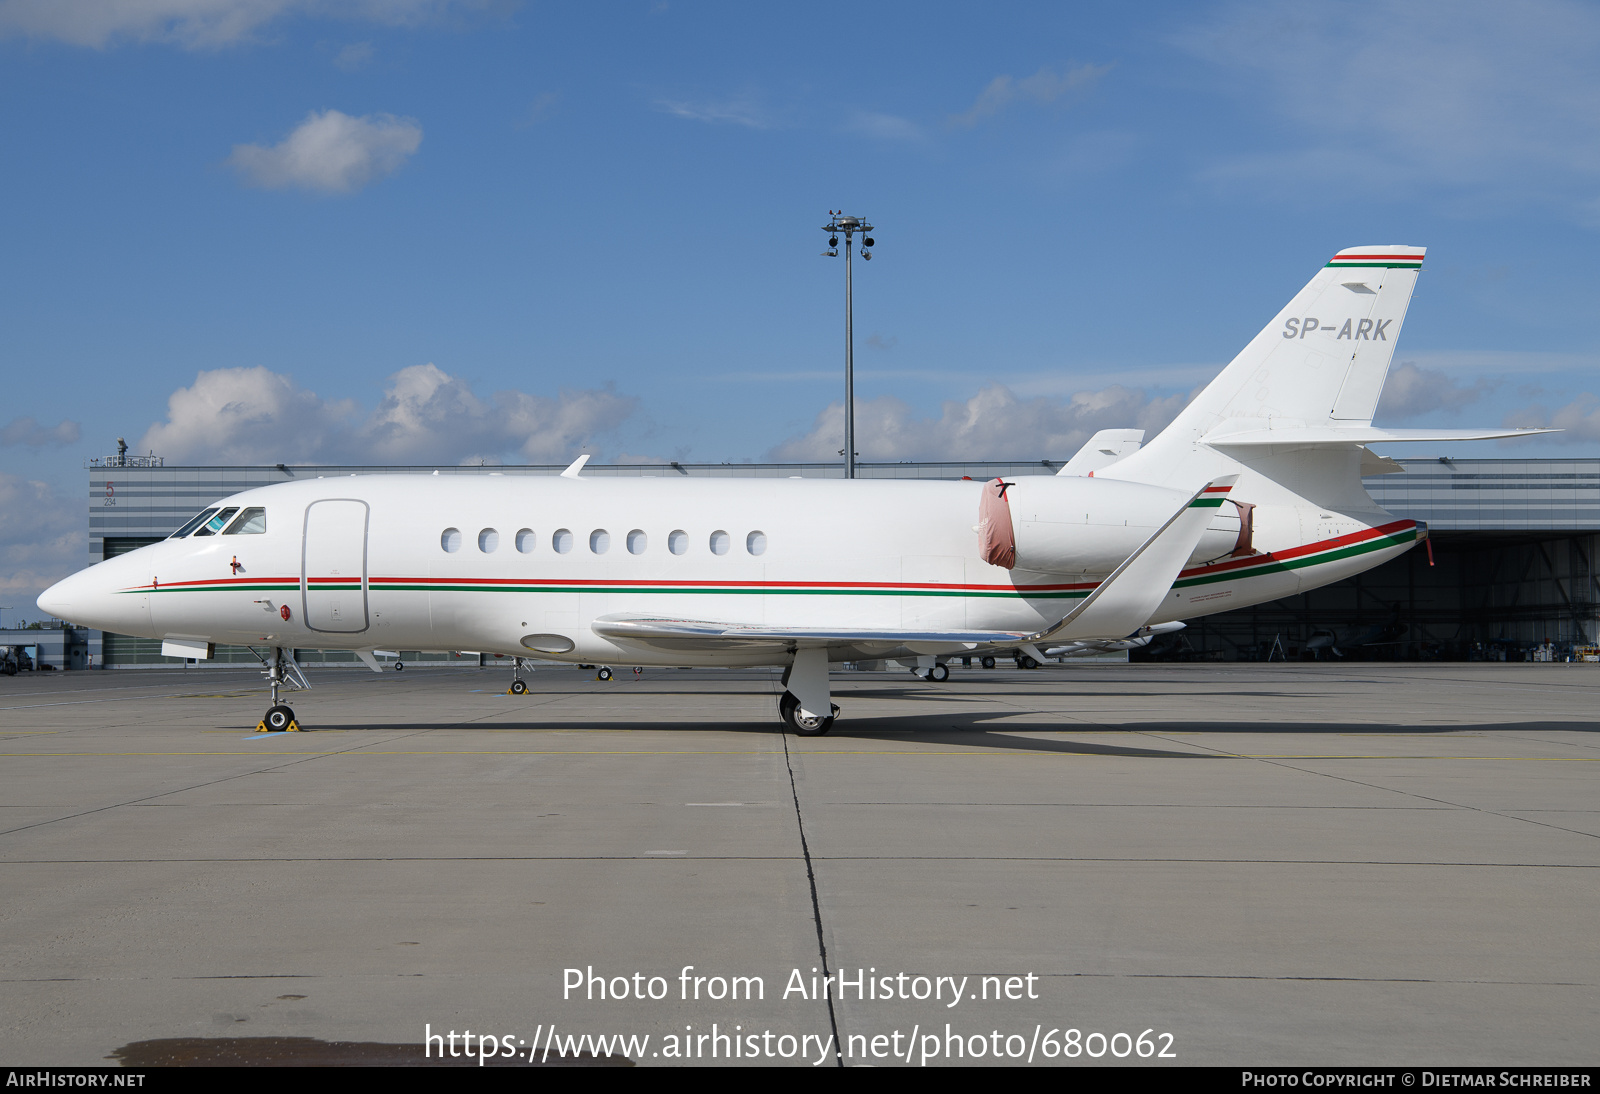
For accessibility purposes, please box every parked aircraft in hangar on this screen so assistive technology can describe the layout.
[38,246,1549,734]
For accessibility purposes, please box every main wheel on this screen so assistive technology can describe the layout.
[510,679,528,695]
[597,667,613,681]
[980,656,996,669]
[263,704,295,731]
[1017,654,1039,670]
[929,663,950,682]
[778,691,836,736]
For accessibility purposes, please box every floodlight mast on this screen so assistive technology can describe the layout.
[821,211,875,479]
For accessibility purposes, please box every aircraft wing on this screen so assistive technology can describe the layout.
[593,480,1232,656]
[591,615,1031,654]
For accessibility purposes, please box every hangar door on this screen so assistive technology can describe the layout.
[302,499,369,633]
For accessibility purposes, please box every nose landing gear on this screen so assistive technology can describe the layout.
[253,646,309,731]
[507,656,531,695]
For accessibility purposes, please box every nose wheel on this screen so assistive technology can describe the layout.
[779,691,838,736]
[507,656,531,695]
[254,646,308,731]
[259,704,299,732]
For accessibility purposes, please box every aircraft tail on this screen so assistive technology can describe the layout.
[1102,246,1423,496]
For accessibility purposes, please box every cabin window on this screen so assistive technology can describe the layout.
[441,527,462,553]
[553,528,573,554]
[590,529,610,554]
[627,529,647,555]
[668,529,688,555]
[515,528,536,553]
[170,509,218,538]
[193,507,239,536]
[479,528,499,553]
[709,529,730,555]
[223,507,266,535]
[746,531,767,555]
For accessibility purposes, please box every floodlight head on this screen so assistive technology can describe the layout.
[862,250,872,260]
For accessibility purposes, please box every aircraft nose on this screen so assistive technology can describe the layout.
[36,561,151,635]
[37,572,82,621]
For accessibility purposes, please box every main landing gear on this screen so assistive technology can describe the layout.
[778,691,838,736]
[778,648,839,736]
[254,646,309,732]
[596,666,613,681]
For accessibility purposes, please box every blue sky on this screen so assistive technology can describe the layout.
[3,0,1600,603]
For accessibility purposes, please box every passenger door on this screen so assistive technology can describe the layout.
[302,499,369,633]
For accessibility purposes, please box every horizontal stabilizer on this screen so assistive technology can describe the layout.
[1202,425,1557,447]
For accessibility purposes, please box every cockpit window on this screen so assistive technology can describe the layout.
[223,507,266,535]
[170,508,219,538]
[193,507,239,536]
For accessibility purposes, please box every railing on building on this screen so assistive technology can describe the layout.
[86,454,165,468]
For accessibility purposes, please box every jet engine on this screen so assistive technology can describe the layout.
[977,476,1249,575]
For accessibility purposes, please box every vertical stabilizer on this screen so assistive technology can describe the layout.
[1104,245,1423,492]
[1059,429,1144,476]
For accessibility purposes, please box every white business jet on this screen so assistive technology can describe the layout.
[38,246,1548,734]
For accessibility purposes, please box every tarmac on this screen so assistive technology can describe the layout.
[1,660,1596,1067]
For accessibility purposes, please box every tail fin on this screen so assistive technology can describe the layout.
[1107,245,1423,488]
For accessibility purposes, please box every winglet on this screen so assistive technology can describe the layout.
[560,454,591,479]
[1032,476,1238,643]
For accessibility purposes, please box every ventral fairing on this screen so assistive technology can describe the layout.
[39,246,1550,734]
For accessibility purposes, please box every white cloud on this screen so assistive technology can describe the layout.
[1179,0,1600,219]
[1503,393,1600,444]
[517,91,560,127]
[1384,350,1600,379]
[1,416,81,447]
[948,63,1112,128]
[137,366,361,463]
[228,109,421,193]
[845,110,924,143]
[136,363,639,465]
[770,382,1189,462]
[358,363,637,463]
[655,96,769,129]
[0,0,486,50]
[1374,363,1495,421]
[0,472,84,612]
[333,39,373,69]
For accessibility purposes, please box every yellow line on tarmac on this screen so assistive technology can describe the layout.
[1,750,1596,760]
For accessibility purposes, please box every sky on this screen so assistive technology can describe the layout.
[3,0,1600,608]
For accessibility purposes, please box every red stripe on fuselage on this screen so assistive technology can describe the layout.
[1178,519,1415,580]
[119,521,1415,595]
